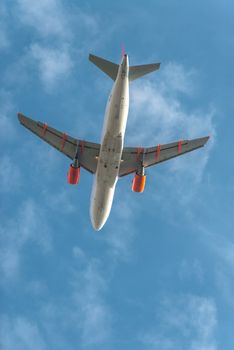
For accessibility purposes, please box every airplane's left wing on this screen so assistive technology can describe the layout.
[119,136,209,177]
[18,113,100,174]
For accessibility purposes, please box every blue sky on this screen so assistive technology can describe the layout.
[1,0,234,349]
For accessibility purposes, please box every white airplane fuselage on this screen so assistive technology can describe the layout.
[90,55,129,230]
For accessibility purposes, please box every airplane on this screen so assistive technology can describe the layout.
[18,52,209,231]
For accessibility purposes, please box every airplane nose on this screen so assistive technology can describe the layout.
[91,209,106,231]
[90,179,116,231]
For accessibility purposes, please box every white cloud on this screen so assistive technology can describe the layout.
[0,92,22,194]
[25,142,62,180]
[73,246,86,261]
[214,267,234,307]
[26,280,48,297]
[16,0,70,40]
[43,188,76,214]
[0,90,16,141]
[205,232,234,305]
[37,252,112,348]
[0,1,10,49]
[0,28,9,49]
[213,236,234,269]
[76,10,99,35]
[0,199,52,282]
[71,258,112,347]
[16,0,99,42]
[196,224,234,307]
[30,43,73,91]
[140,294,217,350]
[0,155,22,193]
[178,259,204,283]
[3,2,100,92]
[200,224,234,273]
[0,316,47,350]
[104,190,137,261]
[129,70,215,147]
[160,62,196,95]
[0,110,14,138]
[126,63,215,207]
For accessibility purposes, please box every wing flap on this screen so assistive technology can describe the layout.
[119,136,209,177]
[18,113,100,174]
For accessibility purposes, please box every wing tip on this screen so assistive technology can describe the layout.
[204,135,210,144]
[17,112,24,123]
[193,135,210,145]
[17,112,32,126]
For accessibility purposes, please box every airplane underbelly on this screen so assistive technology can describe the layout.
[90,133,122,230]
[90,175,117,231]
[90,72,129,230]
[106,98,129,136]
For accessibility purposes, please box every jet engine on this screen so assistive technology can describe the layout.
[132,174,146,193]
[67,164,80,185]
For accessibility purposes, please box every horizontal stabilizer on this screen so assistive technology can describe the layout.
[89,54,119,80]
[129,63,160,81]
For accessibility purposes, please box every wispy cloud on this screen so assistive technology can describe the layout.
[16,0,99,42]
[201,228,234,306]
[126,63,215,208]
[214,267,234,307]
[0,27,9,50]
[19,256,111,350]
[0,90,16,141]
[36,249,113,348]
[10,1,100,92]
[104,190,138,262]
[16,0,71,40]
[198,223,234,273]
[129,65,215,146]
[43,188,76,214]
[14,1,74,91]
[214,239,234,270]
[70,255,112,347]
[0,199,52,282]
[15,0,101,49]
[160,62,196,96]
[140,294,217,350]
[30,43,73,91]
[0,91,22,193]
[0,315,47,350]
[178,259,204,284]
[0,1,10,50]
[0,155,22,193]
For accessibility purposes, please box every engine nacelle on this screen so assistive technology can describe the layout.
[132,174,146,193]
[67,164,80,185]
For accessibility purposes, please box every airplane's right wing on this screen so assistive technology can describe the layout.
[18,113,100,174]
[119,136,209,177]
